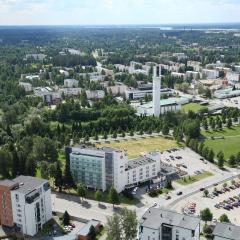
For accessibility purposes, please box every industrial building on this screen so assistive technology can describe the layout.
[0,176,52,236]
[214,88,240,99]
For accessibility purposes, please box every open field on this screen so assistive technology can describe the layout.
[202,126,240,159]
[97,136,178,159]
[181,103,205,113]
[176,171,213,185]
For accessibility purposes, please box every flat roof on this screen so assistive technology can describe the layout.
[140,207,200,231]
[126,156,156,170]
[12,175,48,195]
[0,179,17,188]
[213,222,240,240]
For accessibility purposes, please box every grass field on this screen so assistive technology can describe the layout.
[97,136,178,159]
[202,126,240,159]
[176,171,213,185]
[181,103,206,113]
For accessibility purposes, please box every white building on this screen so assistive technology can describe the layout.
[187,61,202,72]
[19,82,32,92]
[64,79,79,88]
[86,90,105,99]
[6,176,51,236]
[202,69,219,79]
[171,72,187,79]
[59,69,69,77]
[68,146,161,193]
[186,71,200,80]
[59,87,82,96]
[34,87,61,104]
[213,222,240,240]
[153,65,161,116]
[139,208,200,240]
[226,72,240,82]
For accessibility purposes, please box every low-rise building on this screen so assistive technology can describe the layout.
[213,222,240,240]
[186,71,200,80]
[226,72,240,82]
[139,208,200,240]
[86,90,105,99]
[34,87,61,104]
[187,61,202,72]
[64,79,79,88]
[202,69,219,79]
[59,70,70,77]
[171,72,187,79]
[19,82,32,92]
[0,176,52,236]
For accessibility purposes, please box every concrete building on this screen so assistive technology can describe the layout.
[139,208,200,240]
[125,86,173,100]
[226,72,240,82]
[19,82,32,92]
[187,61,201,72]
[186,71,200,80]
[64,79,79,88]
[86,90,105,100]
[214,88,240,99]
[34,87,61,104]
[59,70,70,77]
[0,176,52,236]
[68,146,161,193]
[213,222,240,240]
[107,82,128,95]
[202,69,219,79]
[171,72,187,79]
[59,88,82,96]
[25,54,46,61]
[78,219,101,240]
[153,65,161,116]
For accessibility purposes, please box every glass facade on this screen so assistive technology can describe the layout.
[105,152,114,189]
[70,153,103,189]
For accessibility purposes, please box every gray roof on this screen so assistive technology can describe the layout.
[213,222,240,240]
[12,175,48,195]
[78,219,100,236]
[0,179,17,188]
[126,156,156,170]
[140,208,200,231]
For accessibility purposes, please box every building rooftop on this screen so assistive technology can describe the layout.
[78,219,100,236]
[140,207,200,231]
[12,175,48,195]
[126,156,156,170]
[0,179,17,188]
[213,222,240,240]
[71,145,122,155]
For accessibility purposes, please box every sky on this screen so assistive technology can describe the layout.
[0,0,240,25]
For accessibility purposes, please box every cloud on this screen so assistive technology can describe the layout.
[0,0,240,25]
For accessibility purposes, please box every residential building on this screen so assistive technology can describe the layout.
[139,208,200,240]
[213,222,240,240]
[186,71,200,80]
[86,90,105,99]
[59,70,70,77]
[34,87,61,104]
[64,79,79,88]
[107,82,128,95]
[25,54,46,61]
[78,219,101,240]
[67,146,161,193]
[19,82,32,92]
[21,74,40,81]
[202,69,219,79]
[171,72,187,80]
[226,72,240,82]
[0,176,52,236]
[59,88,82,96]
[187,61,202,72]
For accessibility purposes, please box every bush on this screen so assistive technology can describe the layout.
[149,190,158,197]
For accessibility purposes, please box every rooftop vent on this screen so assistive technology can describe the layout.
[19,182,24,186]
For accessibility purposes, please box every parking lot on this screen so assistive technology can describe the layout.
[161,147,220,177]
[174,179,240,225]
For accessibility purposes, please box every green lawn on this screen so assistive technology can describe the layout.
[97,136,178,159]
[176,171,213,185]
[202,126,240,159]
[181,103,206,113]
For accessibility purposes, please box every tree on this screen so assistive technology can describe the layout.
[88,225,96,240]
[108,187,120,207]
[40,161,49,179]
[228,154,236,167]
[203,189,209,197]
[207,149,215,163]
[200,208,213,223]
[62,210,70,226]
[219,214,230,223]
[25,154,37,177]
[95,190,103,204]
[120,208,138,240]
[106,214,122,240]
[80,90,88,107]
[162,124,169,135]
[217,151,225,169]
[227,118,232,128]
[0,149,12,178]
[106,208,137,240]
[54,161,63,191]
[202,119,208,130]
[77,183,86,201]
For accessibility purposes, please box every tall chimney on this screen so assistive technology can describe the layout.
[153,65,161,116]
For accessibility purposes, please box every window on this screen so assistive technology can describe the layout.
[15,194,19,202]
